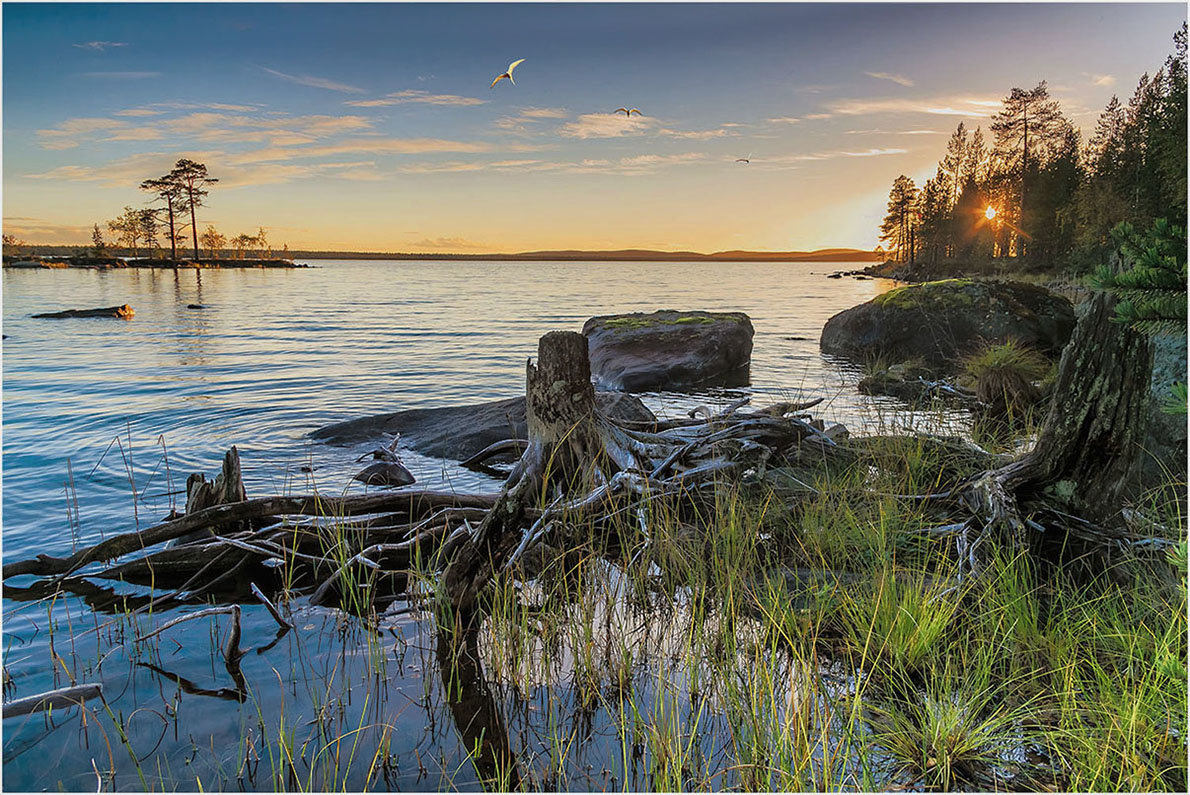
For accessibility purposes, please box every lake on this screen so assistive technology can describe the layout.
[2,260,932,790]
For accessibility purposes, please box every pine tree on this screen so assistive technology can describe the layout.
[169,159,218,260]
[1094,218,1187,336]
[879,175,919,262]
[990,82,1066,254]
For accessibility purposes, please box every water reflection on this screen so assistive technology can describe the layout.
[437,624,522,790]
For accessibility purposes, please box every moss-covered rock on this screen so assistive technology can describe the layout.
[820,279,1075,368]
[583,309,753,391]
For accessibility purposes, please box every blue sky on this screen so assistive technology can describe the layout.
[3,2,1185,251]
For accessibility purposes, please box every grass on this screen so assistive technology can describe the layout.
[963,339,1051,406]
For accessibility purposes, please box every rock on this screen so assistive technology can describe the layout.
[820,279,1074,368]
[582,310,754,392]
[32,304,134,319]
[187,303,206,309]
[311,392,657,461]
[353,461,416,487]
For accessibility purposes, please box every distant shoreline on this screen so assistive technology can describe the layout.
[3,257,305,270]
[3,247,882,264]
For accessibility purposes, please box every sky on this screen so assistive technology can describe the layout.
[2,2,1185,253]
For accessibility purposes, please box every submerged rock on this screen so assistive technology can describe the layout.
[820,279,1074,367]
[583,309,754,392]
[858,362,979,405]
[311,392,656,461]
[32,304,134,320]
[353,461,416,487]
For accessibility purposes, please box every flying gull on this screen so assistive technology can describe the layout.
[491,59,526,89]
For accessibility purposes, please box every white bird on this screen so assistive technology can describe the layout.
[490,59,526,89]
[735,152,752,163]
[615,107,642,116]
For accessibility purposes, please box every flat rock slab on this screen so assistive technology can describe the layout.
[32,304,134,319]
[583,310,754,392]
[820,279,1075,368]
[311,392,657,461]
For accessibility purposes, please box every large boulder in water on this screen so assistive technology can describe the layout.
[582,310,753,391]
[311,392,656,460]
[820,279,1075,367]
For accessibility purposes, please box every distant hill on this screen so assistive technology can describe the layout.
[8,244,881,263]
[290,247,882,262]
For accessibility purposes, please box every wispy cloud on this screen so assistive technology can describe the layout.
[844,128,943,136]
[410,236,487,250]
[756,148,909,168]
[1085,73,1116,87]
[38,111,375,149]
[25,151,391,188]
[866,71,915,87]
[401,152,706,176]
[493,107,570,134]
[115,102,263,116]
[1,217,95,243]
[113,108,164,117]
[261,66,365,94]
[657,127,732,140]
[224,138,503,165]
[822,96,1001,118]
[81,71,159,79]
[73,41,128,52]
[521,107,569,119]
[345,89,486,107]
[558,112,654,139]
[767,116,801,124]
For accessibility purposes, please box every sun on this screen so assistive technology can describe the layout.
[985,206,997,220]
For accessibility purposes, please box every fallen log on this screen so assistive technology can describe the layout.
[32,304,134,320]
[2,683,104,719]
[3,489,497,580]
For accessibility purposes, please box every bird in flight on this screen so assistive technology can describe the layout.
[615,107,642,116]
[491,59,526,89]
[735,153,752,163]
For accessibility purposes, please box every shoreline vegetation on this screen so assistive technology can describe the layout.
[3,255,304,269]
[1,246,881,265]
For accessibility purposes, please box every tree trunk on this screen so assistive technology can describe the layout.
[166,202,177,262]
[443,331,605,616]
[960,292,1153,557]
[188,188,199,260]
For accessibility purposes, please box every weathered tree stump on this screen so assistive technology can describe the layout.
[958,292,1154,568]
[178,446,249,541]
[443,331,608,616]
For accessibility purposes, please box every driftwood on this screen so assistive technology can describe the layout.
[31,304,134,320]
[2,683,104,718]
[3,490,497,580]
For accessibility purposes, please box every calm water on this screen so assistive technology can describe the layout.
[1,260,920,790]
